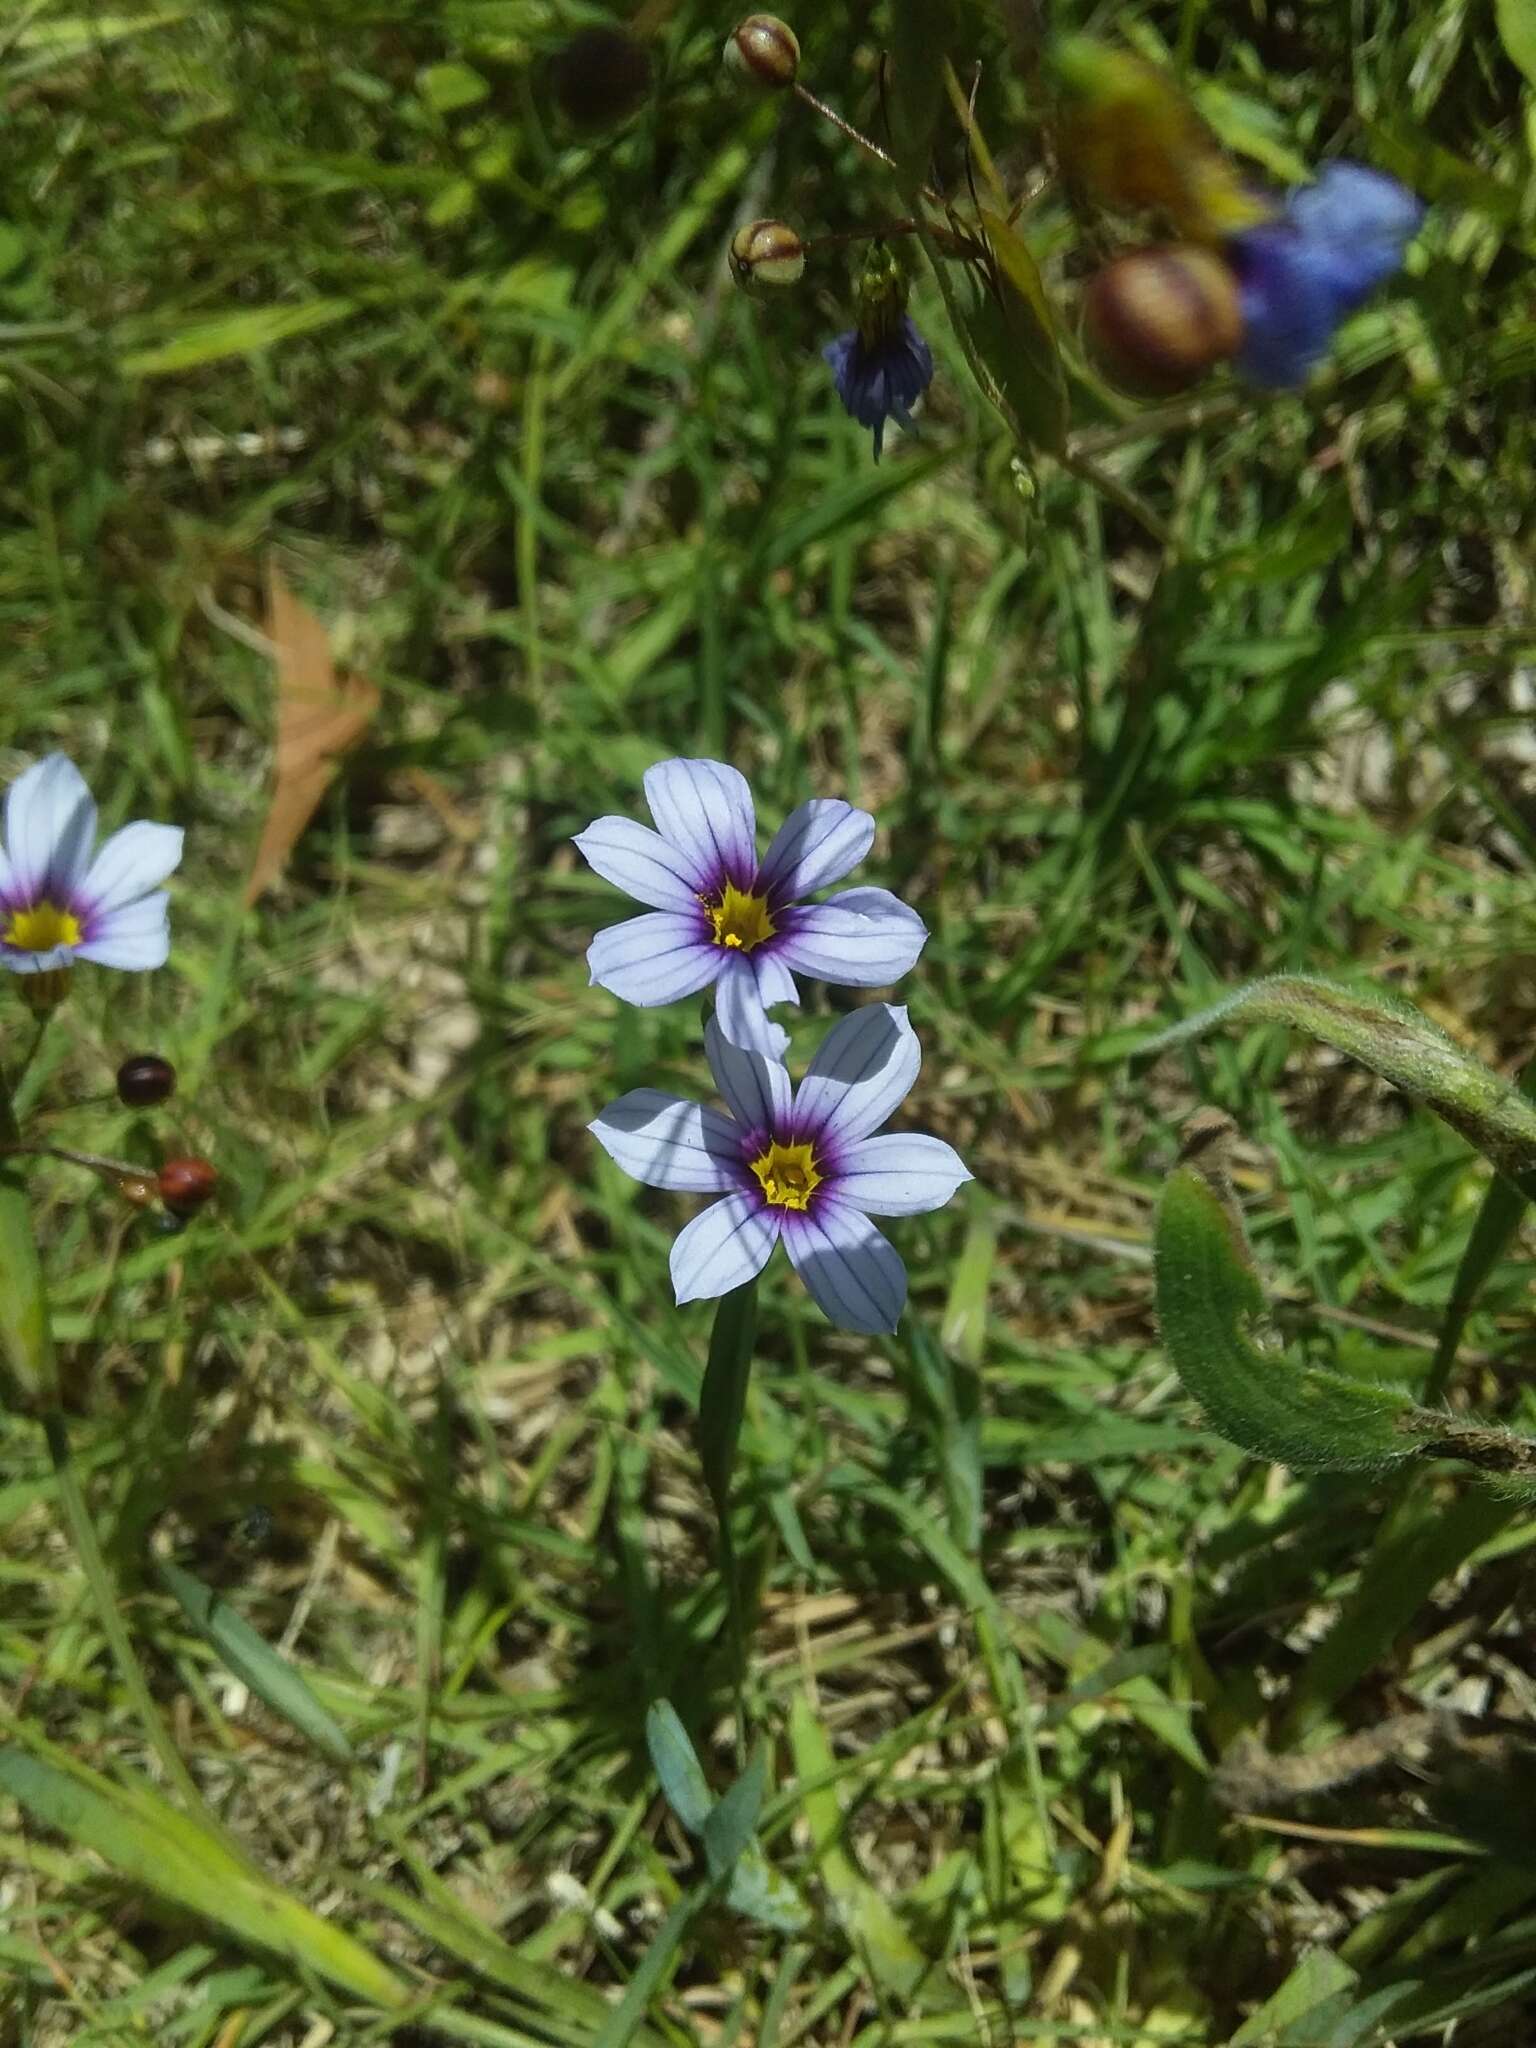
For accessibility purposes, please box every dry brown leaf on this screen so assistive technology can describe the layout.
[246,562,381,904]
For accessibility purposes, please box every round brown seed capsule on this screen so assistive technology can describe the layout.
[158,1156,218,1218]
[724,14,800,91]
[547,26,653,133]
[117,1053,177,1107]
[729,218,806,290]
[1082,245,1243,396]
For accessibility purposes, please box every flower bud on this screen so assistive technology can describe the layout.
[724,15,800,91]
[729,218,805,291]
[1082,245,1243,395]
[158,1156,218,1218]
[547,26,653,133]
[117,1053,177,1108]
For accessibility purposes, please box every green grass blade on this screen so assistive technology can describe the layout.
[0,1746,408,2007]
[156,1559,356,1767]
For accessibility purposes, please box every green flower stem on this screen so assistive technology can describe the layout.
[1,1054,204,1814]
[42,1409,207,1810]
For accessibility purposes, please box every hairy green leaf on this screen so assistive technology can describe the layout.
[1154,1168,1418,1472]
[1142,974,1536,1183]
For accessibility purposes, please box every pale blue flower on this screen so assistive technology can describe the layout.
[590,1004,971,1334]
[0,754,183,977]
[575,758,927,1058]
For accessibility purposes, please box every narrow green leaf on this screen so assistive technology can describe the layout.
[1426,1051,1536,1402]
[645,1700,713,1836]
[1154,1168,1418,1472]
[787,1693,930,1996]
[702,1749,766,1883]
[963,212,1068,454]
[0,1747,407,2007]
[0,1078,55,1408]
[886,0,952,183]
[698,1283,756,1524]
[348,1870,643,2041]
[1495,0,1536,89]
[1280,1485,1516,1741]
[592,1893,699,2048]
[157,1560,354,1767]
[1142,974,1536,1184]
[120,299,357,375]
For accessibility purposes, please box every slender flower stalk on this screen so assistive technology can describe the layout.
[591,1004,971,1334]
[576,758,926,1057]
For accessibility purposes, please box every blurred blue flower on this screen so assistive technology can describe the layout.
[590,1006,971,1333]
[823,314,934,460]
[1231,162,1425,388]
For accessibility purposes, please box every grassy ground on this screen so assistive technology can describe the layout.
[3,2,1536,2044]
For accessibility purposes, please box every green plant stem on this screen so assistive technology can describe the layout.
[42,1408,207,1811]
[1,1053,204,1815]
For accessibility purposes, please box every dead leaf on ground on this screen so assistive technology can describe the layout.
[246,563,381,904]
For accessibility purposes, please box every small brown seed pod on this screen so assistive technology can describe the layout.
[158,1156,218,1217]
[729,218,806,291]
[724,15,800,91]
[1082,244,1243,396]
[116,1053,177,1108]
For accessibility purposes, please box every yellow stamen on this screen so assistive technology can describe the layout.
[703,881,776,952]
[750,1138,821,1213]
[4,901,82,954]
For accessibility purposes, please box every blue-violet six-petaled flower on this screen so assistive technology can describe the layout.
[823,314,935,461]
[590,1004,971,1334]
[0,754,183,979]
[576,757,927,1058]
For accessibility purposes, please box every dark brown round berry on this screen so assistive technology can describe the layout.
[117,1053,177,1107]
[158,1156,218,1218]
[1082,245,1243,396]
[547,26,653,133]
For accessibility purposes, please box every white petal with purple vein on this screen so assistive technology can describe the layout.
[757,798,874,901]
[705,1017,791,1136]
[74,894,171,971]
[4,755,97,899]
[833,1132,972,1215]
[793,1003,920,1146]
[587,911,721,1007]
[783,1200,907,1333]
[573,816,704,914]
[670,1191,780,1305]
[589,1090,745,1193]
[81,820,184,914]
[773,887,926,984]
[643,758,757,890]
[714,953,787,1059]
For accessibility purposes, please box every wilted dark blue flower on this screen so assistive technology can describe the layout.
[1231,161,1424,389]
[823,314,934,460]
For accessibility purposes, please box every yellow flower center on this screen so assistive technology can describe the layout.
[750,1139,821,1213]
[704,882,776,952]
[4,901,82,954]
